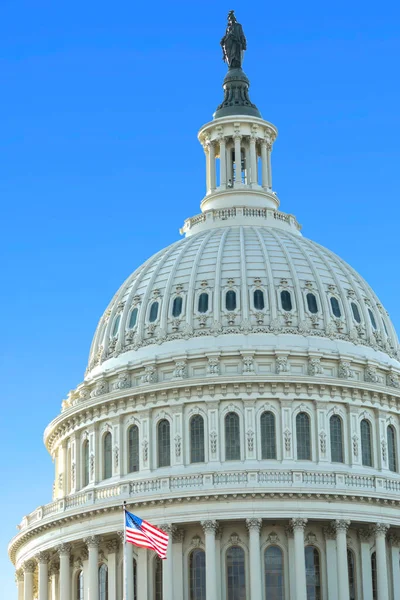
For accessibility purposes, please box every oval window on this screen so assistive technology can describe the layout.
[198,292,209,313]
[351,302,361,323]
[306,293,318,314]
[330,297,341,318]
[149,301,159,323]
[368,309,377,330]
[226,290,237,311]
[281,290,292,311]
[253,289,265,310]
[112,315,120,336]
[128,307,138,329]
[172,296,183,317]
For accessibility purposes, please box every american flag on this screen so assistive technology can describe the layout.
[125,510,169,559]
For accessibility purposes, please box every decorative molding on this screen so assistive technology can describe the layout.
[291,518,308,531]
[201,520,219,534]
[246,518,262,533]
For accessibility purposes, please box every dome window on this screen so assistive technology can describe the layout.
[382,319,389,336]
[128,308,138,329]
[306,293,318,314]
[254,289,265,310]
[226,290,237,311]
[330,297,341,318]
[198,292,209,313]
[149,301,159,323]
[281,290,292,312]
[112,315,120,337]
[172,296,183,318]
[351,302,361,323]
[368,309,377,330]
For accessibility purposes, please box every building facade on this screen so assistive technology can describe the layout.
[9,13,400,600]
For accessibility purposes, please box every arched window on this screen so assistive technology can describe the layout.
[260,411,276,459]
[264,546,284,599]
[382,319,389,336]
[254,289,265,310]
[305,546,321,600]
[128,425,139,473]
[157,419,170,468]
[371,552,377,600]
[154,556,163,600]
[351,302,361,323]
[129,307,138,329]
[368,309,377,330]
[225,412,241,460]
[103,432,112,479]
[76,571,84,600]
[306,293,318,314]
[387,425,397,472]
[112,314,120,336]
[172,296,183,317]
[83,440,90,487]
[226,546,246,600]
[189,548,206,600]
[281,290,292,311]
[347,549,356,600]
[133,557,137,600]
[198,293,209,313]
[149,301,159,323]
[226,290,237,311]
[330,415,344,463]
[99,564,108,600]
[330,297,341,318]
[190,415,205,463]
[296,412,311,460]
[360,419,373,467]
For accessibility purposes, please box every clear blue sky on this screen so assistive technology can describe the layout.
[1,0,400,593]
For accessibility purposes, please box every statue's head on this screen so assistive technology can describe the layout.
[227,10,237,25]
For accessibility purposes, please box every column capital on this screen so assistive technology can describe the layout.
[106,539,119,554]
[160,523,176,536]
[332,519,351,533]
[358,527,372,542]
[388,533,400,547]
[23,560,36,574]
[172,528,185,543]
[246,518,262,533]
[290,518,308,532]
[374,523,390,537]
[116,530,124,543]
[36,551,50,565]
[84,535,101,549]
[323,526,336,540]
[201,520,219,534]
[48,561,60,577]
[56,543,71,557]
[15,569,24,583]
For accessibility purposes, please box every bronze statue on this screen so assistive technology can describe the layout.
[220,10,247,69]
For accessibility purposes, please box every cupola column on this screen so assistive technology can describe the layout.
[249,134,258,185]
[218,137,227,188]
[201,520,218,600]
[374,524,390,600]
[246,519,262,599]
[23,561,35,600]
[267,139,272,189]
[260,140,269,189]
[209,141,216,191]
[291,518,307,600]
[37,553,49,600]
[332,520,350,600]
[234,134,242,186]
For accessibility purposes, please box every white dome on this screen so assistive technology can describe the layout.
[87,220,399,378]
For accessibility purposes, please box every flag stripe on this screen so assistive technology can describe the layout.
[124,510,169,559]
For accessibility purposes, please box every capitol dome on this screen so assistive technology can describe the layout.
[9,11,400,600]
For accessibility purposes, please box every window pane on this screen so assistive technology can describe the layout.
[112,315,120,336]
[330,415,343,463]
[371,552,377,600]
[330,297,341,318]
[129,308,138,329]
[225,412,241,460]
[387,425,397,472]
[157,420,170,468]
[368,309,377,330]
[306,293,318,314]
[361,419,372,467]
[83,441,90,487]
[198,293,209,313]
[261,412,276,459]
[155,556,163,600]
[190,415,205,463]
[281,290,292,311]
[128,426,140,473]
[99,565,108,600]
[296,413,311,460]
[254,289,265,310]
[149,302,159,323]
[305,547,321,600]
[172,296,183,317]
[226,290,237,311]
[189,549,206,600]
[351,303,361,323]
[265,546,284,600]
[226,546,246,600]
[347,550,356,600]
[77,571,84,600]
[103,433,112,479]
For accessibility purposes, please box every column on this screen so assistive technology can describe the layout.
[358,529,373,600]
[226,144,233,187]
[291,518,307,600]
[162,524,174,600]
[125,539,134,600]
[172,529,184,600]
[249,136,257,185]
[58,544,71,600]
[82,549,89,600]
[202,520,218,600]
[389,535,400,599]
[106,540,118,600]
[234,135,242,185]
[23,561,35,600]
[219,138,227,188]
[246,519,262,599]
[333,520,350,600]
[267,141,272,189]
[204,142,210,193]
[57,441,67,498]
[209,142,216,191]
[374,523,390,600]
[49,562,59,600]
[16,569,24,600]
[37,553,49,600]
[84,536,100,600]
[261,141,268,189]
[137,548,148,599]
[323,527,338,600]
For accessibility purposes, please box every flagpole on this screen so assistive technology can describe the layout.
[123,501,127,600]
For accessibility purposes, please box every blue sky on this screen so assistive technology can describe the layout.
[1,0,400,593]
